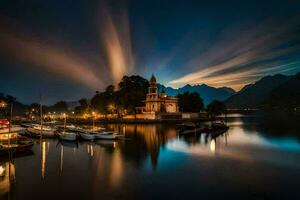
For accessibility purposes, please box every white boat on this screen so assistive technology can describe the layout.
[64,125,83,132]
[81,126,106,132]
[94,131,123,140]
[58,131,77,141]
[92,126,106,131]
[79,132,95,141]
[26,125,56,138]
[32,124,56,131]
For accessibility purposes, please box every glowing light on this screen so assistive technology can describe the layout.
[0,101,6,108]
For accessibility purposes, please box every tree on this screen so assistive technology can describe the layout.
[177,92,204,112]
[48,101,68,113]
[90,75,149,115]
[207,100,227,117]
[116,75,149,113]
[91,85,116,114]
[75,98,90,114]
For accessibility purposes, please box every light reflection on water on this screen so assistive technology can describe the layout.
[0,114,300,199]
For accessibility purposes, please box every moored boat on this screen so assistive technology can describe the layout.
[57,131,77,141]
[179,127,206,135]
[79,131,95,141]
[210,126,229,138]
[26,125,56,138]
[0,137,34,156]
[94,131,123,140]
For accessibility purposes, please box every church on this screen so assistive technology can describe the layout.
[136,75,179,118]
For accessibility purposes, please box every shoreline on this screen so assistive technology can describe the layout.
[15,117,220,125]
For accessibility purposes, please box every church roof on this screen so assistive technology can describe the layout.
[150,74,157,83]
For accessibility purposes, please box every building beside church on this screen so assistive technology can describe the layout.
[136,75,180,119]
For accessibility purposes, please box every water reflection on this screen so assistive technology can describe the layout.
[60,145,63,173]
[210,139,216,153]
[0,161,15,198]
[0,114,300,199]
[109,124,178,170]
[109,148,123,188]
[41,141,47,178]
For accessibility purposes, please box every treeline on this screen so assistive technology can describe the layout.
[0,92,70,117]
[75,75,149,115]
[74,75,226,116]
[0,94,28,116]
[1,75,227,117]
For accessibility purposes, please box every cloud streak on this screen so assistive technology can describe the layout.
[0,19,107,91]
[169,15,300,90]
[98,1,134,85]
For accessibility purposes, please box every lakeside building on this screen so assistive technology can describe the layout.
[136,75,181,119]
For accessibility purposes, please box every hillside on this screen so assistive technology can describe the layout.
[225,74,293,109]
[158,84,236,105]
[265,72,300,108]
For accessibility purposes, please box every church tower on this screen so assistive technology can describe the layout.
[147,74,158,100]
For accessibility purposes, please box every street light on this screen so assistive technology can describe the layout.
[0,101,6,108]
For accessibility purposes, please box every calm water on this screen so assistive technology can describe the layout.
[1,113,300,200]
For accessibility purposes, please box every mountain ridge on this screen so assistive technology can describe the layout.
[158,84,236,105]
[225,73,300,109]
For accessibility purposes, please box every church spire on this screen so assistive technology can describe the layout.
[150,74,157,83]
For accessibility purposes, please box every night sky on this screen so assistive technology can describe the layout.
[0,0,300,104]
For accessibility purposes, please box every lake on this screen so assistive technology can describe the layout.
[1,113,300,200]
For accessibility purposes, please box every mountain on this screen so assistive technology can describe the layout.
[158,84,236,105]
[225,74,292,109]
[265,72,300,108]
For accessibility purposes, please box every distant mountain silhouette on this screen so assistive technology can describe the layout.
[225,73,297,109]
[265,72,300,109]
[158,84,236,105]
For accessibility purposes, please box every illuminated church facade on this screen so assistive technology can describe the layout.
[136,75,179,115]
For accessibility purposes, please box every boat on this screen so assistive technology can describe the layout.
[26,125,56,138]
[20,123,32,128]
[0,137,34,156]
[57,131,77,141]
[210,126,229,138]
[179,126,206,135]
[94,131,123,140]
[79,131,95,141]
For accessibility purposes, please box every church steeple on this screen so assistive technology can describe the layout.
[147,74,158,99]
[150,74,157,84]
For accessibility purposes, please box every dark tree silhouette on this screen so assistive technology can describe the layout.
[177,92,204,112]
[75,98,90,114]
[207,100,227,117]
[91,75,149,115]
[48,101,68,113]
[91,85,116,114]
[116,75,149,113]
